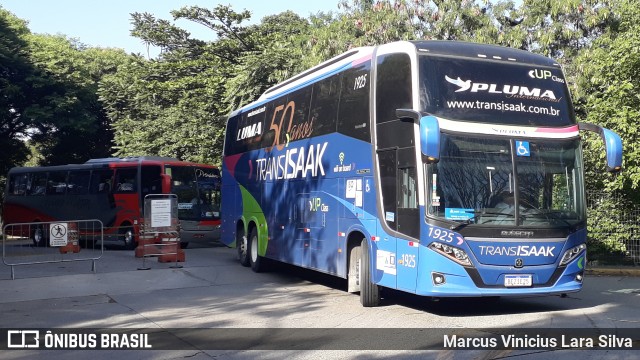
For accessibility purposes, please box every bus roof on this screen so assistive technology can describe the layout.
[230,45,375,117]
[411,40,560,67]
[8,157,217,174]
[85,156,179,164]
[229,40,559,120]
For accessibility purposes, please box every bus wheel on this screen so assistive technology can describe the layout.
[121,225,136,250]
[31,225,47,247]
[347,243,361,293]
[237,233,250,267]
[249,228,266,273]
[360,238,381,307]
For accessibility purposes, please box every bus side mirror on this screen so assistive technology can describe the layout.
[420,116,440,163]
[161,173,172,193]
[578,122,623,173]
[395,109,440,163]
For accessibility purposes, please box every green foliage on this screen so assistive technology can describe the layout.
[587,196,628,256]
[570,0,640,259]
[225,11,312,110]
[1,7,131,172]
[577,0,640,196]
[0,8,37,175]
[25,34,130,165]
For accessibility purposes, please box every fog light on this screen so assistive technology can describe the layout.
[576,273,583,283]
[432,272,446,286]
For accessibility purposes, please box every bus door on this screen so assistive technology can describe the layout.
[140,165,162,201]
[395,166,420,293]
[298,184,339,272]
[376,149,420,293]
[374,50,418,292]
[375,150,400,290]
[113,167,139,218]
[265,180,290,261]
[295,192,313,268]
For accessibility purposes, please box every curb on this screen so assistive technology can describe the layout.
[585,267,640,277]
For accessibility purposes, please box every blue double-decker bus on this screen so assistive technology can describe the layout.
[221,41,623,306]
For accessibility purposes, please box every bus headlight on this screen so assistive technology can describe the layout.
[560,243,586,266]
[429,242,472,267]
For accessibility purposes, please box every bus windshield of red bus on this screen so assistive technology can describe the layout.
[168,166,221,221]
[419,55,576,126]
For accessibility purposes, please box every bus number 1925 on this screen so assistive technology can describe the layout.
[354,74,367,90]
[428,227,454,243]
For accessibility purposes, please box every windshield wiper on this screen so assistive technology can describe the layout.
[449,210,513,231]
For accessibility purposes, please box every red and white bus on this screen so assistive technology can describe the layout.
[3,157,221,248]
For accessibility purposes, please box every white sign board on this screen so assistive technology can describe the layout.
[49,223,68,247]
[150,199,172,228]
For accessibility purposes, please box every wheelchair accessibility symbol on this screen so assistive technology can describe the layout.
[516,141,530,157]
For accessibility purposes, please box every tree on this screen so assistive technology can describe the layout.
[1,7,132,169]
[225,11,312,110]
[103,6,313,164]
[0,8,36,179]
[26,34,131,165]
[576,0,640,199]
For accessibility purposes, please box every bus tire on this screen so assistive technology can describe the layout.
[249,228,266,273]
[360,238,381,307]
[237,232,250,267]
[347,243,361,293]
[121,225,136,250]
[31,224,47,247]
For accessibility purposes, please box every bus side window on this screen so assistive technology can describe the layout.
[89,169,113,194]
[114,168,137,194]
[338,63,370,142]
[27,173,48,196]
[309,74,339,136]
[67,170,90,195]
[46,171,68,195]
[9,174,29,195]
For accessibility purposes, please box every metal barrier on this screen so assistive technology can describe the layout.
[137,228,183,270]
[136,194,184,270]
[2,219,104,279]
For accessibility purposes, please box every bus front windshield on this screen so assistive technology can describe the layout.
[427,134,585,228]
[195,167,221,220]
[170,166,221,221]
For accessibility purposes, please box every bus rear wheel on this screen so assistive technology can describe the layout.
[359,238,381,307]
[237,231,250,267]
[121,225,136,250]
[31,225,47,247]
[248,228,266,273]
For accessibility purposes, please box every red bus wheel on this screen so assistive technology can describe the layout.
[31,225,47,247]
[121,225,136,250]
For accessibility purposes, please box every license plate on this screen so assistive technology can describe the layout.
[504,274,532,287]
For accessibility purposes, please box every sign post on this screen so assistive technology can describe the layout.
[49,223,68,247]
[137,194,183,269]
